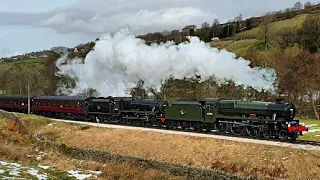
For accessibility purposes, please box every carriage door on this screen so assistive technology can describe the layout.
[205,103,216,123]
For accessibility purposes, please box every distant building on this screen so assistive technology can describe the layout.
[182,25,197,36]
[211,37,220,41]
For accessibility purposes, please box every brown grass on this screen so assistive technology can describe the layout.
[37,121,320,180]
[0,114,184,180]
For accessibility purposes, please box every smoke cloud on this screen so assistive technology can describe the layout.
[55,29,276,97]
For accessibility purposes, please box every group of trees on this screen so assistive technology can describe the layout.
[0,52,60,96]
[247,14,320,118]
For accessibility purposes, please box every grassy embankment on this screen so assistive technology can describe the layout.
[0,58,47,72]
[0,112,183,179]
[12,113,320,180]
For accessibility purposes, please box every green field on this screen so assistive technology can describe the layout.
[235,14,308,37]
[0,57,47,72]
[298,119,320,141]
[211,39,258,57]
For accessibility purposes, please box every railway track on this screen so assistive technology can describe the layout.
[44,115,320,149]
[289,140,320,146]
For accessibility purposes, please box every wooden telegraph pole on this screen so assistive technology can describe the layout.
[28,82,30,114]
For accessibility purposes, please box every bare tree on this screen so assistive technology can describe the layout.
[290,51,320,119]
[294,2,303,10]
[258,14,274,50]
[297,15,320,53]
[199,22,212,42]
[304,1,312,9]
[213,19,219,25]
[201,22,210,28]
[274,27,298,49]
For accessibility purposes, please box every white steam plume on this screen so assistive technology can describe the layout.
[55,29,276,96]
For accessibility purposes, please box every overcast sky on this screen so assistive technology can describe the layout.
[0,0,316,57]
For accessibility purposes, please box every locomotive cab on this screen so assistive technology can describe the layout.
[201,98,222,123]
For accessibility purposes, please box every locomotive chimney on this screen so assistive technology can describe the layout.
[275,98,284,104]
[275,93,285,104]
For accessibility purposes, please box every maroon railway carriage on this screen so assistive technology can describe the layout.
[0,96,29,113]
[32,96,90,120]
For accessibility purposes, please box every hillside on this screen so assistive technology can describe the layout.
[235,14,307,37]
[210,13,314,58]
[0,58,47,73]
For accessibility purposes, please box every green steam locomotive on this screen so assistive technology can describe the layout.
[164,98,306,140]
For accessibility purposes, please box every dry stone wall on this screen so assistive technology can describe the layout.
[40,141,268,180]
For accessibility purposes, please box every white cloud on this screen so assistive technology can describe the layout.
[38,7,215,34]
